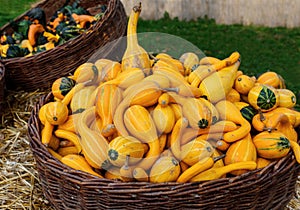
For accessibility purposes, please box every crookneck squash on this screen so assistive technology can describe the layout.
[121,3,151,72]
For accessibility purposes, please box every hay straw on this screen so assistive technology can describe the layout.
[0,89,52,210]
[0,89,299,209]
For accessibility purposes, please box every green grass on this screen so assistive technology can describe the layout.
[0,0,37,26]
[138,15,300,97]
[1,1,300,106]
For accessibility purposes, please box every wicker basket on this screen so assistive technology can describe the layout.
[28,93,300,210]
[0,62,5,118]
[0,0,127,91]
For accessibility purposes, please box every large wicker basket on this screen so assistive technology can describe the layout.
[28,93,300,210]
[0,0,127,91]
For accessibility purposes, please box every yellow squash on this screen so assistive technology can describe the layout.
[224,134,257,175]
[121,3,151,72]
[95,84,123,137]
[149,155,181,183]
[107,136,145,167]
[199,58,240,103]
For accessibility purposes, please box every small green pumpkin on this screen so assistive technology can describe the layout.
[51,76,76,100]
[248,84,279,112]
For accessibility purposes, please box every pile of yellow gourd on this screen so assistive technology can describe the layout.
[38,3,300,183]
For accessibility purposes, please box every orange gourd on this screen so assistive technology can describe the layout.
[95,84,123,137]
[107,136,145,167]
[149,155,181,183]
[45,101,69,125]
[224,134,257,175]
[253,131,291,159]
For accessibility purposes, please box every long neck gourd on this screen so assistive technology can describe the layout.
[121,3,151,72]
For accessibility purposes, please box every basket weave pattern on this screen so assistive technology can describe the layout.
[28,93,300,210]
[0,0,127,91]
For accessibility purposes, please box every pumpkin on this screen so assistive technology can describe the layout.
[107,136,145,167]
[234,101,258,122]
[248,84,279,112]
[45,101,69,125]
[51,76,76,100]
[253,131,291,159]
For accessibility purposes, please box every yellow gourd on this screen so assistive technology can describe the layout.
[121,3,151,72]
[224,134,257,175]
[95,84,123,137]
[123,105,160,170]
[133,167,149,182]
[76,106,109,169]
[45,101,69,125]
[61,154,103,178]
[70,85,96,114]
[54,129,82,153]
[256,157,273,169]
[199,58,240,103]
[215,100,251,143]
[234,74,255,95]
[129,82,162,107]
[264,112,298,142]
[277,88,297,108]
[169,117,189,160]
[107,136,145,167]
[73,62,99,84]
[179,52,199,75]
[248,84,279,112]
[152,104,176,134]
[181,136,214,166]
[177,156,218,183]
[182,97,212,129]
[253,131,291,159]
[190,161,257,182]
[158,92,170,107]
[149,155,181,183]
[226,88,241,103]
[256,71,281,88]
